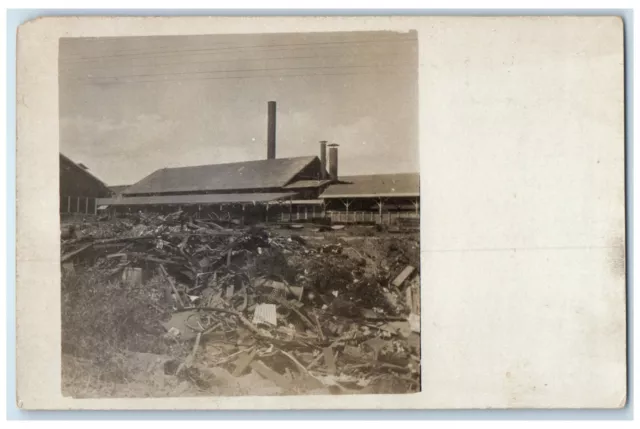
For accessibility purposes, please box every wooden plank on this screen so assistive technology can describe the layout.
[232,349,257,377]
[250,361,292,389]
[323,347,337,375]
[60,243,93,263]
[392,265,416,288]
[159,264,185,308]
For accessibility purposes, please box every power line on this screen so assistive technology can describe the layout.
[60,50,412,72]
[60,40,235,57]
[67,69,414,86]
[60,37,417,64]
[66,61,415,82]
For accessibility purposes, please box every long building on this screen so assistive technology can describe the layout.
[95,101,419,225]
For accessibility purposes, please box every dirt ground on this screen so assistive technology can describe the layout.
[61,218,420,398]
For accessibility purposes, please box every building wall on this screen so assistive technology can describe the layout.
[60,155,112,214]
[60,156,111,199]
[290,157,325,181]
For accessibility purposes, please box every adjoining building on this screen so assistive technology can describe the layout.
[319,173,420,225]
[60,153,112,215]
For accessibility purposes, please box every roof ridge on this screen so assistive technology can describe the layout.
[157,155,316,171]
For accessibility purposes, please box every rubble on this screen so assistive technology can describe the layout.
[61,211,421,395]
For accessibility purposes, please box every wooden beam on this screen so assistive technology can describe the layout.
[377,198,384,224]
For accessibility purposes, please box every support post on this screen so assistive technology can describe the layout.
[67,196,71,213]
[304,206,308,220]
[377,198,384,224]
[341,200,352,223]
[289,198,293,222]
[413,199,419,215]
[85,197,89,214]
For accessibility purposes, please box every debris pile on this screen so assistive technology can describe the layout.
[61,211,421,395]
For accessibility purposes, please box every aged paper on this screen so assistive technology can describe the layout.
[16,16,626,409]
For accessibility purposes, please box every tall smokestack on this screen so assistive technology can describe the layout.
[267,101,277,159]
[319,141,328,180]
[328,143,339,181]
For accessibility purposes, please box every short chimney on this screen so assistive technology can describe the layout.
[328,143,339,181]
[319,141,328,179]
[267,101,277,159]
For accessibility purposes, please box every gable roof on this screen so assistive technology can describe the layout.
[109,185,131,195]
[124,156,317,195]
[320,173,420,199]
[59,153,112,194]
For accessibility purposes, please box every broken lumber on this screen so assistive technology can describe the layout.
[250,361,292,389]
[323,347,337,375]
[392,265,415,288]
[254,278,304,300]
[60,243,93,263]
[159,264,186,308]
[176,332,202,375]
[232,349,257,377]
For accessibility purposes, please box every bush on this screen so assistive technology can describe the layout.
[61,270,173,364]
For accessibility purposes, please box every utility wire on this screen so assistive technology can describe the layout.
[68,69,414,86]
[66,61,415,82]
[60,37,417,63]
[60,40,235,57]
[60,50,413,72]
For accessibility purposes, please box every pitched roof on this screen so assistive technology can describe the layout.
[320,173,420,199]
[97,192,296,206]
[109,185,130,195]
[124,156,317,195]
[283,179,331,189]
[59,153,111,194]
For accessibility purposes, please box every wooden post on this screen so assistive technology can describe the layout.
[76,197,80,213]
[85,197,89,214]
[304,206,308,220]
[265,203,269,223]
[377,198,384,224]
[67,196,71,213]
[312,205,316,219]
[289,198,293,222]
[414,199,419,215]
[342,200,352,223]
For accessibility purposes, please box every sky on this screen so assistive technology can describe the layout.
[59,31,419,186]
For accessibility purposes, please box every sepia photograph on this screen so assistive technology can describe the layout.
[58,30,421,398]
[15,15,626,411]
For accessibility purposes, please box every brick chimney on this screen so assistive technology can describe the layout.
[319,141,328,179]
[328,143,339,181]
[267,101,276,159]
